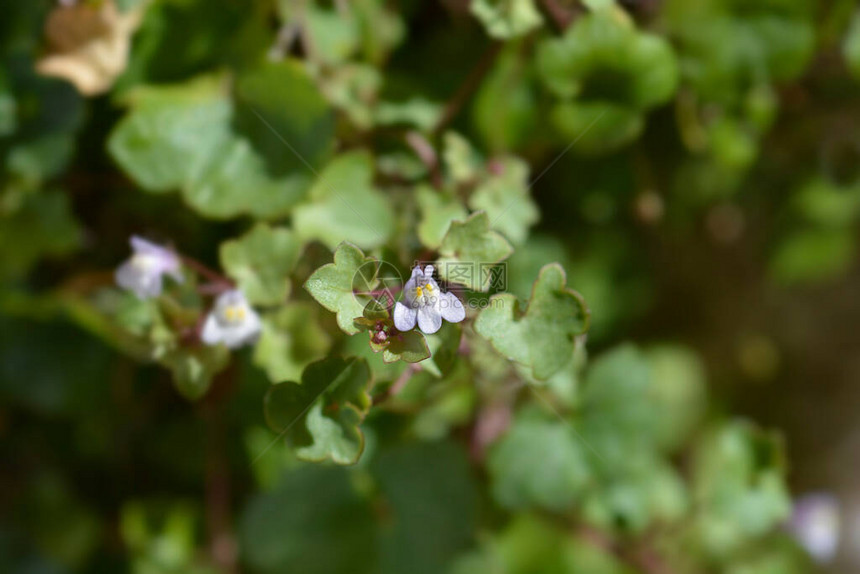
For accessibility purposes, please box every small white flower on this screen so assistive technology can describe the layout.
[393,265,465,334]
[201,290,262,349]
[787,493,840,564]
[115,235,183,299]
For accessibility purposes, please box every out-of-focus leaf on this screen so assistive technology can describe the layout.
[293,151,395,250]
[375,98,442,131]
[690,421,792,559]
[442,131,483,185]
[371,441,477,574]
[240,465,377,574]
[475,263,589,379]
[488,409,591,511]
[451,514,632,574]
[537,12,677,153]
[234,60,335,178]
[437,212,514,291]
[646,345,707,453]
[264,356,373,464]
[468,156,539,245]
[160,343,230,401]
[473,43,540,152]
[220,224,302,307]
[253,303,331,384]
[770,227,855,286]
[109,68,331,219]
[470,0,543,40]
[415,185,468,249]
[0,190,82,280]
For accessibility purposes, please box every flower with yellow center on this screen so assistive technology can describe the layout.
[201,290,261,349]
[393,265,465,334]
[115,236,183,299]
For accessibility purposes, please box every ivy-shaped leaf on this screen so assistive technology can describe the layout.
[437,212,514,291]
[220,223,301,307]
[468,156,539,245]
[264,356,373,465]
[470,0,543,40]
[293,151,395,250]
[304,242,379,335]
[416,185,468,250]
[253,304,331,383]
[475,263,589,380]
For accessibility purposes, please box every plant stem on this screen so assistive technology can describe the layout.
[180,255,234,288]
[405,131,443,188]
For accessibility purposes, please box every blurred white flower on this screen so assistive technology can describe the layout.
[393,265,465,334]
[201,290,261,349]
[115,236,183,299]
[788,492,841,564]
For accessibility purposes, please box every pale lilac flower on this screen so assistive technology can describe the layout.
[115,236,183,299]
[787,493,840,564]
[393,265,465,334]
[201,290,261,349]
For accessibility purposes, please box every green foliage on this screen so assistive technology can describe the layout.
[690,422,792,558]
[253,303,331,383]
[471,0,544,40]
[437,212,514,290]
[293,151,395,250]
[304,242,378,335]
[264,356,373,464]
[220,223,301,307]
[475,263,590,379]
[109,63,333,219]
[416,185,468,249]
[2,0,844,572]
[488,408,590,511]
[537,12,678,153]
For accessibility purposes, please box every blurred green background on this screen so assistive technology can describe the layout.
[2,0,859,573]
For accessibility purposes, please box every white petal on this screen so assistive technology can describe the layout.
[115,260,163,299]
[200,313,224,345]
[439,291,465,323]
[410,265,423,279]
[393,302,418,332]
[130,235,163,255]
[423,264,435,277]
[417,306,443,334]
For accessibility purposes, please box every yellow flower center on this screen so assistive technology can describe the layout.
[223,305,246,324]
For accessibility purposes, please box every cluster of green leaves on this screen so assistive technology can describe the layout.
[3,0,857,572]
